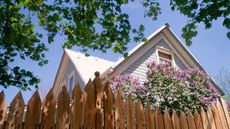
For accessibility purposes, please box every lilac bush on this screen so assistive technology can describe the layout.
[110,74,146,104]
[111,61,219,113]
[145,61,219,113]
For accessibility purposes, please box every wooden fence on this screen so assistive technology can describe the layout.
[0,74,230,129]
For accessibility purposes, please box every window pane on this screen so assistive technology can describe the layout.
[158,51,172,60]
[68,76,74,96]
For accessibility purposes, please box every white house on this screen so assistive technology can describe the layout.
[52,24,223,97]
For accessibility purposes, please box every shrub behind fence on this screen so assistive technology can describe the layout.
[0,74,230,129]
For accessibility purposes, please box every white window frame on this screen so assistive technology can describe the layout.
[156,46,175,67]
[68,71,75,96]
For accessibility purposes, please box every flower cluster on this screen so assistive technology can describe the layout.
[226,102,230,112]
[145,61,219,113]
[110,74,145,104]
[111,61,219,113]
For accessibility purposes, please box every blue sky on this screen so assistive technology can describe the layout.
[1,1,230,105]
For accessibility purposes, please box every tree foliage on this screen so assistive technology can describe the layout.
[0,0,229,90]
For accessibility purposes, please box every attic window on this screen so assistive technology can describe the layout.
[158,51,173,66]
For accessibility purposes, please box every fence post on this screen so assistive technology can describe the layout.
[94,72,103,129]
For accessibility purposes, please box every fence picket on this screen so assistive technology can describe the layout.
[164,110,173,129]
[136,101,145,129]
[172,110,181,129]
[104,82,114,129]
[115,89,125,129]
[24,91,41,129]
[1,77,230,129]
[180,111,188,129]
[0,91,6,128]
[194,110,203,129]
[211,103,223,129]
[41,88,56,129]
[215,99,229,129]
[84,79,96,129]
[126,95,136,129]
[200,107,209,129]
[207,107,217,129]
[187,112,196,129]
[155,107,164,129]
[71,84,83,129]
[146,102,155,129]
[6,92,24,129]
[56,86,70,129]
[220,98,230,128]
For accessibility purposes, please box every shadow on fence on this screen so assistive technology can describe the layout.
[0,73,230,129]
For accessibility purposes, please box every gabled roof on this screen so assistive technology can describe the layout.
[62,24,223,95]
[65,49,114,84]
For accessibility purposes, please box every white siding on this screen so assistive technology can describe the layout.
[59,60,85,95]
[121,39,186,82]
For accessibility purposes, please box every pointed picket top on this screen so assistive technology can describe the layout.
[211,103,223,129]
[207,107,217,129]
[164,109,173,129]
[41,87,56,129]
[180,111,188,129]
[24,90,42,129]
[56,85,70,129]
[215,99,229,129]
[187,112,197,129]
[155,107,164,129]
[200,107,210,129]
[7,91,25,129]
[84,79,94,91]
[104,81,114,129]
[220,98,230,128]
[126,95,136,129]
[0,91,6,127]
[194,110,203,129]
[172,110,180,129]
[71,83,83,129]
[136,100,146,129]
[145,101,154,129]
[84,79,96,129]
[115,89,125,129]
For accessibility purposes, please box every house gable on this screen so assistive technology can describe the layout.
[121,38,187,82]
[109,24,223,95]
[52,24,223,96]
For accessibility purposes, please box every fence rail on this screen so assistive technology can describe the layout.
[0,74,230,129]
